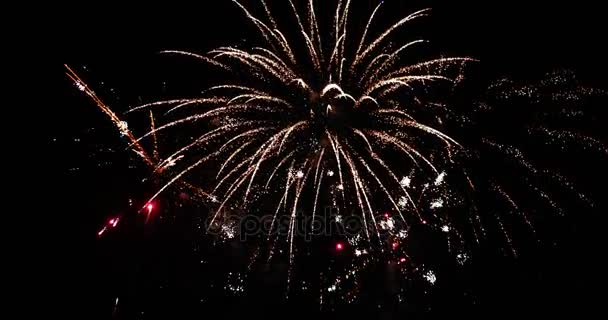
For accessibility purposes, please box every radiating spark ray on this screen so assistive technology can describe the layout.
[354,148,406,224]
[149,111,160,160]
[325,130,346,206]
[354,9,431,68]
[314,148,326,185]
[64,65,154,167]
[312,167,325,221]
[265,151,296,188]
[355,1,383,58]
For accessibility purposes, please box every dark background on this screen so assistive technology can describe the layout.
[48,0,605,319]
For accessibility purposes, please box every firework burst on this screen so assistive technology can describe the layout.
[66,0,606,303]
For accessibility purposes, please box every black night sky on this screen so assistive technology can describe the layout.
[50,1,606,319]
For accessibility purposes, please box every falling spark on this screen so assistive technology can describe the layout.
[430,199,444,209]
[398,196,408,208]
[456,253,469,265]
[400,176,411,187]
[423,270,437,284]
[434,172,445,186]
[75,81,85,91]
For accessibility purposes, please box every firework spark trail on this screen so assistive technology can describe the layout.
[366,148,420,219]
[353,148,405,223]
[215,136,279,197]
[214,153,260,195]
[365,40,428,87]
[288,160,313,270]
[127,99,203,114]
[482,139,568,212]
[313,148,325,185]
[244,123,308,200]
[232,0,296,66]
[355,1,384,59]
[160,50,228,70]
[266,151,296,188]
[149,111,160,160]
[366,130,437,173]
[374,108,416,121]
[65,65,154,167]
[492,182,536,233]
[154,122,254,171]
[216,129,273,176]
[353,8,431,69]
[252,47,296,75]
[259,0,278,30]
[359,53,390,87]
[529,127,608,156]
[307,0,323,63]
[365,75,452,96]
[288,0,321,74]
[338,142,381,242]
[312,167,325,221]
[325,130,347,209]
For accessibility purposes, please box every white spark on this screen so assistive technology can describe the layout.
[327,170,335,177]
[75,81,85,91]
[456,253,469,265]
[296,170,304,178]
[434,172,446,186]
[335,215,343,223]
[441,225,450,233]
[337,184,344,190]
[400,176,411,187]
[328,285,336,292]
[398,196,408,208]
[118,121,129,136]
[222,224,236,239]
[163,155,184,169]
[430,199,444,209]
[380,217,395,230]
[225,272,245,294]
[398,230,408,239]
[423,270,436,284]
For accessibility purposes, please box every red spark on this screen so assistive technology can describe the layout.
[399,257,407,263]
[335,242,344,251]
[392,242,399,249]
